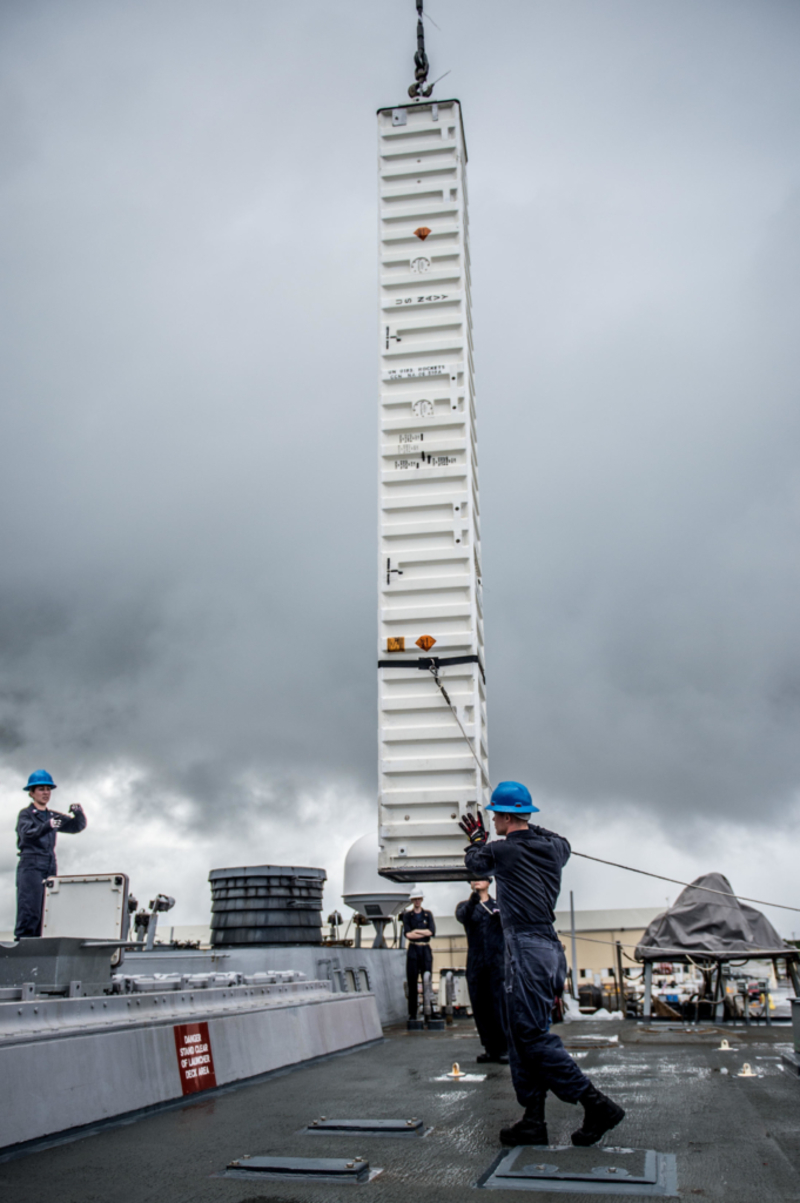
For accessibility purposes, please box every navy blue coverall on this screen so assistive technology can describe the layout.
[14,803,87,939]
[402,907,436,1019]
[455,891,508,1057]
[465,826,591,1110]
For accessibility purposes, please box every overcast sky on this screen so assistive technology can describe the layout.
[1,1,799,938]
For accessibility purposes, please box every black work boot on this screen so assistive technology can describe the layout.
[499,1100,548,1147]
[571,1084,625,1146]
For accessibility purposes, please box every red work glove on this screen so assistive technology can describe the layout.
[458,812,487,845]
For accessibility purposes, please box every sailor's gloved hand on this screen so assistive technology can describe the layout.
[458,812,487,845]
[50,816,62,829]
[69,803,84,815]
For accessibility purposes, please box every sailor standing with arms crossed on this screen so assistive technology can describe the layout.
[402,889,436,1025]
[459,781,626,1147]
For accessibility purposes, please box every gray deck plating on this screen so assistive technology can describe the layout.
[2,1020,799,1203]
[781,1050,800,1076]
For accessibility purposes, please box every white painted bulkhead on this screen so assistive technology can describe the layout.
[377,100,489,882]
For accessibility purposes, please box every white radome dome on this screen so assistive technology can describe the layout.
[342,833,411,921]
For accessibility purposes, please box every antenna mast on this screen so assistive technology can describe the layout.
[408,0,434,99]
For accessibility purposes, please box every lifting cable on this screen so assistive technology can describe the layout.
[426,665,800,916]
[571,865,800,922]
[556,929,793,961]
[570,853,800,915]
[427,663,491,790]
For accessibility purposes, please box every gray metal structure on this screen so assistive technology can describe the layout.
[125,941,407,1027]
[209,864,326,947]
[0,969,381,1152]
[0,937,121,998]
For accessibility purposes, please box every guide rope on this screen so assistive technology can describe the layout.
[570,852,800,915]
[426,666,800,915]
[427,663,491,790]
[556,930,794,960]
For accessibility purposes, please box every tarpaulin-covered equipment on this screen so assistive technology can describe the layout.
[634,873,800,1021]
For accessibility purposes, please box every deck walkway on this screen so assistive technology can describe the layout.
[3,1018,799,1202]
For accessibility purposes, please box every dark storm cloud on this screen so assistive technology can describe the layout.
[472,2,800,819]
[0,0,799,836]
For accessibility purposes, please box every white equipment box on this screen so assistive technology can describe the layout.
[377,98,489,882]
[41,874,130,940]
[437,967,473,1013]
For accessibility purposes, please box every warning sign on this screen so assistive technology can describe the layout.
[174,1022,217,1095]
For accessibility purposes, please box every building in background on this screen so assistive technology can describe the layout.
[347,904,664,988]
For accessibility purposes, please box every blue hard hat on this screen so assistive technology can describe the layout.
[486,780,539,813]
[24,770,57,792]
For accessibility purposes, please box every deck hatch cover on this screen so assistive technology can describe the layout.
[305,1118,424,1136]
[504,1147,656,1183]
[226,1155,370,1183]
[478,1147,678,1196]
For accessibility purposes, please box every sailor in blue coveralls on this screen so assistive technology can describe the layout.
[455,878,508,1062]
[460,782,625,1147]
[15,770,87,940]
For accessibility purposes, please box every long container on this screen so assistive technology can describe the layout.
[376,98,489,882]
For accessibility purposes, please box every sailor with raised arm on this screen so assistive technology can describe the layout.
[459,782,625,1148]
[455,878,508,1063]
[15,771,87,940]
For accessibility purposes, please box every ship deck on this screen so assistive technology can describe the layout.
[4,1018,799,1202]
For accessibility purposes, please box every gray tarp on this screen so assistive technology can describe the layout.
[634,872,790,961]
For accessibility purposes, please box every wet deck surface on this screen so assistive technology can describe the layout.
[4,1019,800,1202]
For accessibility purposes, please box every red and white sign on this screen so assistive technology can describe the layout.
[173,1022,217,1095]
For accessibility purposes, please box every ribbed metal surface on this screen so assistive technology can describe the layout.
[210,904,322,909]
[211,912,322,930]
[213,927,323,947]
[376,99,489,883]
[209,866,326,947]
[210,887,323,902]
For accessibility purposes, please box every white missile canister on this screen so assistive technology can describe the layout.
[376,98,489,882]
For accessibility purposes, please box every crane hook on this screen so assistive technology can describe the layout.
[408,0,434,99]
